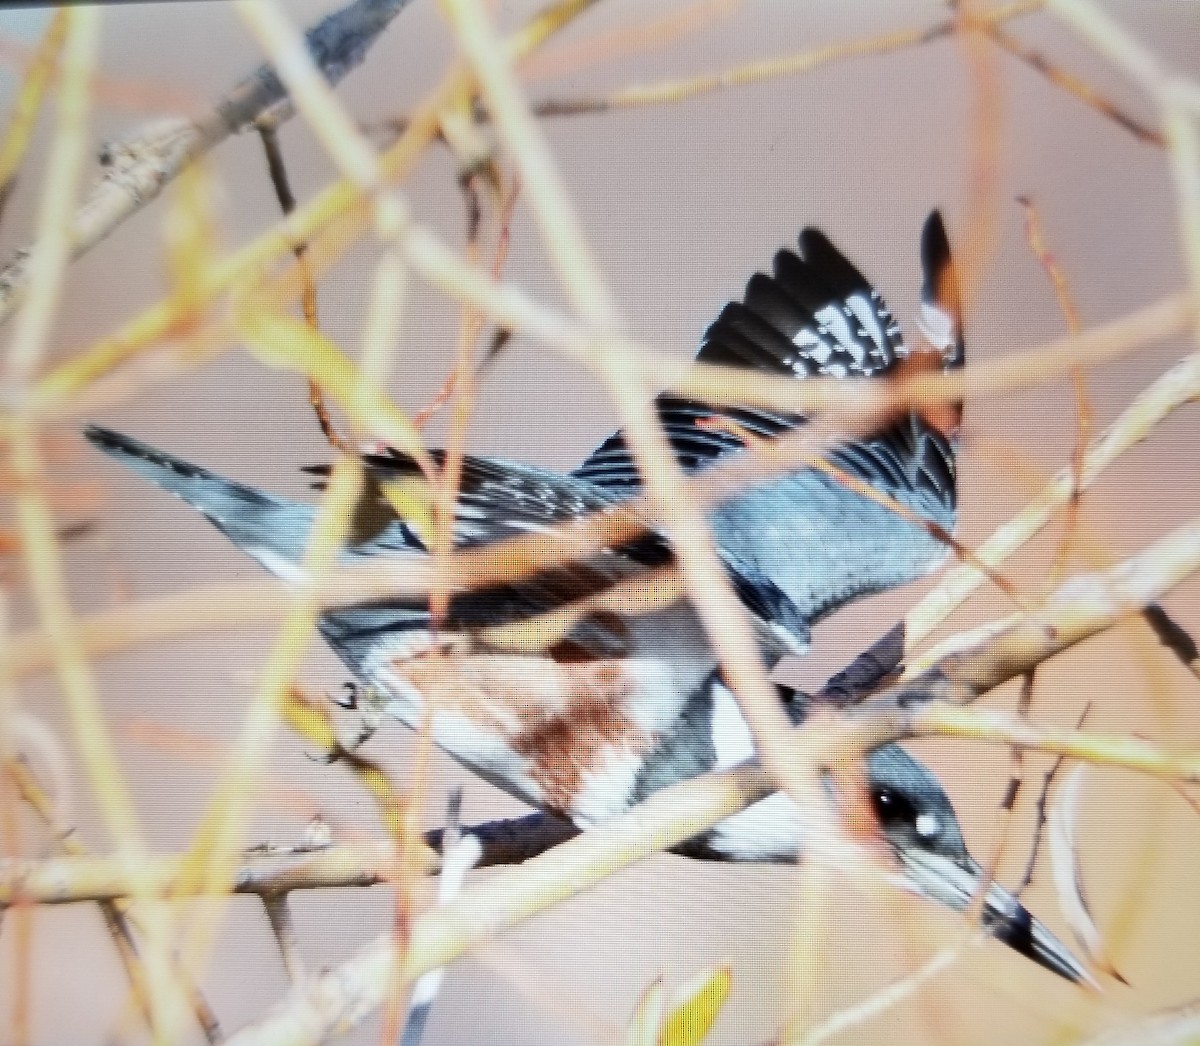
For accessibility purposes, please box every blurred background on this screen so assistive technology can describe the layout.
[2,1,1199,1042]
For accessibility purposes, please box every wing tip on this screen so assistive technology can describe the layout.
[918,209,965,368]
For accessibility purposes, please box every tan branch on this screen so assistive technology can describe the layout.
[904,345,1200,652]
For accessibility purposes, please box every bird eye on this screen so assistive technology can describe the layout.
[872,786,917,827]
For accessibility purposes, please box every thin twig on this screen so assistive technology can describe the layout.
[262,893,307,985]
[1018,194,1092,586]
[903,344,1200,656]
[257,120,348,451]
[0,0,419,327]
[983,22,1164,146]
[1015,703,1091,897]
[0,11,69,228]
[8,757,223,1041]
[526,0,1040,118]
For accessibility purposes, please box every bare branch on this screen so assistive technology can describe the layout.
[0,0,418,328]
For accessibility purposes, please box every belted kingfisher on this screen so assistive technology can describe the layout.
[84,213,1089,983]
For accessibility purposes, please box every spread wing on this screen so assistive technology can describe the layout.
[573,212,965,625]
[312,450,804,669]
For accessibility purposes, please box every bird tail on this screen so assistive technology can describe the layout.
[84,425,315,579]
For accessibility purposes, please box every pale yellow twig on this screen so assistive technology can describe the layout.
[0,841,428,905]
[180,187,413,991]
[532,0,1040,115]
[1045,0,1167,99]
[0,10,69,222]
[902,516,1200,685]
[801,941,969,1046]
[442,0,612,327]
[1080,999,1200,1046]
[7,758,222,1042]
[4,10,197,1041]
[221,766,771,1046]
[904,348,1200,653]
[440,0,797,794]
[5,13,93,389]
[176,457,365,982]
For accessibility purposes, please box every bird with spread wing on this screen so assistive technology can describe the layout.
[86,212,1089,983]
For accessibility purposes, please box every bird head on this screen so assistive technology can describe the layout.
[866,745,1093,985]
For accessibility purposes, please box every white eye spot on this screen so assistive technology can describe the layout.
[915,813,940,839]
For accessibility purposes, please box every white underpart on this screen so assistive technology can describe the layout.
[710,682,757,771]
[706,683,807,859]
[918,300,955,352]
[249,548,310,584]
[368,632,698,826]
[707,792,806,860]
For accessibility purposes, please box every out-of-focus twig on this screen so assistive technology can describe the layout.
[1018,194,1092,585]
[800,941,969,1046]
[8,757,223,1041]
[262,893,306,985]
[5,9,199,1040]
[904,344,1200,656]
[527,0,1041,117]
[257,120,348,452]
[1079,999,1200,1046]
[983,22,1164,147]
[0,10,68,228]
[0,0,418,328]
[522,0,739,84]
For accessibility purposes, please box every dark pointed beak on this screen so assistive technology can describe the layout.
[896,849,1096,986]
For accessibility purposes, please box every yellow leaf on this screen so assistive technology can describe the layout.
[380,476,437,549]
[659,966,731,1046]
[235,306,429,463]
[165,156,219,317]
